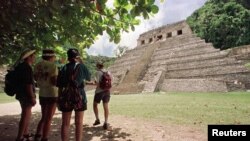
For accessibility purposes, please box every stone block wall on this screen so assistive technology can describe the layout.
[137,21,192,46]
[109,20,250,93]
[161,79,228,92]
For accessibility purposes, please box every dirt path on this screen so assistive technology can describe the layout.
[0,102,206,141]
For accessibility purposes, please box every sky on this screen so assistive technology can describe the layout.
[87,0,208,57]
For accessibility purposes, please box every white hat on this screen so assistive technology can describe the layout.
[21,49,36,60]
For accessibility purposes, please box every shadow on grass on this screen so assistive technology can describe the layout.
[0,112,131,141]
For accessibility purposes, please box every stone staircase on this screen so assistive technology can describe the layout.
[111,43,161,93]
[140,32,250,92]
[142,69,165,93]
[108,21,250,93]
[108,46,147,86]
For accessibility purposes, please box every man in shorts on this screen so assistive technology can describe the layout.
[93,61,112,130]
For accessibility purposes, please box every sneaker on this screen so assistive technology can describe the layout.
[103,123,108,130]
[93,119,100,126]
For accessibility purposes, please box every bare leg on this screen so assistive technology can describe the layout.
[75,111,84,141]
[93,102,99,120]
[42,103,57,140]
[103,102,109,123]
[61,112,72,141]
[16,104,32,140]
[35,104,46,137]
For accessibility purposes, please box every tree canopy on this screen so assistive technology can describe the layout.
[0,0,160,64]
[83,54,116,78]
[187,0,250,50]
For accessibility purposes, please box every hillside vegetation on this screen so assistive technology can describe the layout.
[187,0,250,50]
[84,55,116,78]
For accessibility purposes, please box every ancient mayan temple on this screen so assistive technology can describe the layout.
[108,21,250,93]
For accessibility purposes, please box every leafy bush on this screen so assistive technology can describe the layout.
[187,0,250,50]
[84,55,116,79]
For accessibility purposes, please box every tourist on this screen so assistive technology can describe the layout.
[57,48,91,141]
[15,49,36,141]
[34,49,58,141]
[93,61,112,130]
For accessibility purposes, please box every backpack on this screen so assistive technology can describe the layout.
[99,71,112,90]
[4,68,19,96]
[58,64,84,111]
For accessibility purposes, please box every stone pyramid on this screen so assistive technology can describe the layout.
[108,21,250,93]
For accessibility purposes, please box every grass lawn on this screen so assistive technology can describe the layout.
[0,93,16,103]
[105,92,250,129]
[1,91,250,130]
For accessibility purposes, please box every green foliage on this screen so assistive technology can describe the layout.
[187,0,250,50]
[244,62,250,69]
[84,55,116,78]
[0,0,160,65]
